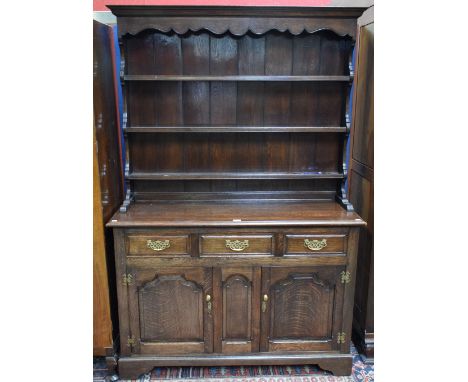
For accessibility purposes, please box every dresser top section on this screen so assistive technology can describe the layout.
[107,201,365,228]
[109,5,366,38]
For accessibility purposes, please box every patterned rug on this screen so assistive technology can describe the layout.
[93,344,373,382]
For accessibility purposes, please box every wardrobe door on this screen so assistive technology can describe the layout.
[213,267,261,353]
[127,267,213,355]
[260,266,346,352]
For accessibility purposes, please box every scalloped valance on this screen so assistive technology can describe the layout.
[109,6,366,39]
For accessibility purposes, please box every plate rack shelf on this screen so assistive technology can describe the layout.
[117,11,357,213]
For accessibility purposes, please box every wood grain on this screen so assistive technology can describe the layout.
[348,6,374,361]
[109,6,365,40]
[284,234,346,255]
[125,126,347,133]
[109,5,366,379]
[220,268,258,353]
[93,124,113,355]
[124,75,350,81]
[200,235,273,257]
[93,19,124,356]
[262,266,345,352]
[107,201,365,228]
[128,171,344,180]
[127,267,213,355]
[128,234,190,256]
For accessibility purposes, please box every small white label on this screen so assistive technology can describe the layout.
[111,219,118,222]
[233,219,242,222]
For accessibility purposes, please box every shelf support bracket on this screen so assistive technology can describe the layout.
[336,41,356,212]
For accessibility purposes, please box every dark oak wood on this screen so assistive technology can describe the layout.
[348,5,374,363]
[120,21,354,208]
[108,201,364,227]
[128,255,348,268]
[114,229,131,357]
[200,235,273,257]
[125,126,347,133]
[261,267,345,352]
[133,190,337,202]
[108,5,365,39]
[110,224,364,378]
[118,353,353,380]
[94,20,124,223]
[109,5,366,18]
[284,233,347,255]
[124,75,351,81]
[128,234,190,256]
[128,172,344,180]
[214,267,261,353]
[107,5,366,378]
[127,267,213,355]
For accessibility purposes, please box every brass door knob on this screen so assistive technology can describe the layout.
[206,294,212,314]
[262,294,269,313]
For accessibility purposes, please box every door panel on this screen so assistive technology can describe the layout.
[260,266,345,352]
[270,273,333,339]
[128,267,213,355]
[214,267,261,353]
[139,275,203,341]
[223,275,251,339]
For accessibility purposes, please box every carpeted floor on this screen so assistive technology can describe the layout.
[93,344,374,382]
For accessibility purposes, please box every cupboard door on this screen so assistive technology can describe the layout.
[260,266,345,352]
[213,267,261,353]
[127,267,213,355]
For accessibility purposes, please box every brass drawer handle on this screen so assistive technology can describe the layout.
[304,239,327,251]
[147,239,170,251]
[206,294,212,314]
[261,294,269,313]
[225,239,249,252]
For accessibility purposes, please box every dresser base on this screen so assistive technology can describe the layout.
[117,353,353,379]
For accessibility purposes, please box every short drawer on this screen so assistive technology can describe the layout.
[127,235,190,256]
[284,233,346,255]
[200,235,273,256]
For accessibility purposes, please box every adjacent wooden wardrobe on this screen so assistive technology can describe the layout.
[107,6,366,379]
[349,5,374,361]
[93,19,123,359]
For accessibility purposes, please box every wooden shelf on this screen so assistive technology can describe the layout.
[128,172,344,180]
[107,200,365,228]
[123,75,351,82]
[125,126,347,133]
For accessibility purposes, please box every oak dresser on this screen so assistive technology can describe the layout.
[107,5,367,379]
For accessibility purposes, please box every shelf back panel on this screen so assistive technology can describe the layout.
[121,26,353,204]
[125,30,351,76]
[127,81,346,127]
[128,133,340,174]
[125,30,351,128]
[133,179,338,202]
